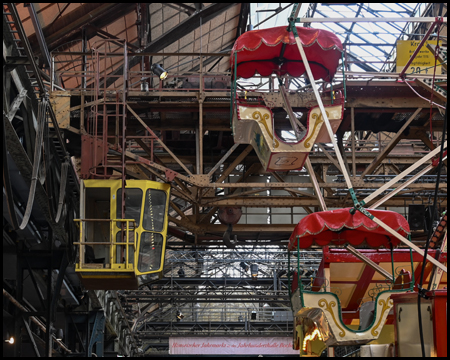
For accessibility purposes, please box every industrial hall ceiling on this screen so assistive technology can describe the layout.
[8,3,446,245]
[2,2,447,356]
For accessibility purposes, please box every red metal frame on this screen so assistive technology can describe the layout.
[80,40,163,180]
[431,290,447,357]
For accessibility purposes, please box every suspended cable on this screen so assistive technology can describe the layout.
[404,80,446,110]
[417,101,446,357]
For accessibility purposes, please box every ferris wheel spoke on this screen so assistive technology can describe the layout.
[358,209,447,273]
[292,28,354,195]
[361,142,447,206]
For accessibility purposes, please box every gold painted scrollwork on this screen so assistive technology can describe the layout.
[371,298,393,337]
[318,298,346,337]
[252,110,279,148]
[304,111,328,148]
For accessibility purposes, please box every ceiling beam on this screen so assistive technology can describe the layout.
[235,3,250,41]
[199,197,447,208]
[26,3,51,67]
[166,3,196,16]
[104,3,238,88]
[28,3,136,54]
[86,25,139,50]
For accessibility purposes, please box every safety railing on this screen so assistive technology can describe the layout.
[74,218,137,271]
[127,71,231,93]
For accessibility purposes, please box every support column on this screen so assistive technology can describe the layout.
[198,99,204,174]
[351,107,356,177]
[198,56,204,174]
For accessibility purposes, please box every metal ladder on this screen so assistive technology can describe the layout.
[3,3,40,96]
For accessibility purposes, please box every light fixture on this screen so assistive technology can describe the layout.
[176,310,184,322]
[151,63,168,80]
[5,332,14,344]
[250,264,258,280]
[140,79,149,91]
[240,262,249,272]
[177,267,185,277]
[56,329,64,341]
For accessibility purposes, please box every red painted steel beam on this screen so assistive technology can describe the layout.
[343,265,376,314]
[432,290,447,357]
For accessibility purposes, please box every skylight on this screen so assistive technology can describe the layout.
[248,3,427,73]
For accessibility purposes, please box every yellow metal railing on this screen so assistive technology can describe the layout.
[74,219,137,271]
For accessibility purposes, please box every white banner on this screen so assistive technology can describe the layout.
[169,337,298,355]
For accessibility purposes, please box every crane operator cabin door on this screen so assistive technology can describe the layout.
[80,180,170,276]
[115,181,170,275]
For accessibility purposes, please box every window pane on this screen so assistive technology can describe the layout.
[117,188,143,227]
[142,189,167,232]
[138,232,163,273]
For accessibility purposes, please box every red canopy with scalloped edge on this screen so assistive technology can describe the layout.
[231,26,343,81]
[288,208,410,250]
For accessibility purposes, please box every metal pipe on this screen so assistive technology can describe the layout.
[199,56,204,174]
[22,317,41,357]
[305,159,327,211]
[361,143,447,205]
[368,161,446,209]
[345,245,393,281]
[297,16,447,23]
[207,143,239,177]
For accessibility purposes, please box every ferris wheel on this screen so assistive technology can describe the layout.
[230,3,447,351]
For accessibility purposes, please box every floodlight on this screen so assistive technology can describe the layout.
[151,63,168,80]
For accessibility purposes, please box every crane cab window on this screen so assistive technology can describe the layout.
[138,189,167,272]
[116,188,143,226]
[143,189,166,232]
[138,232,164,272]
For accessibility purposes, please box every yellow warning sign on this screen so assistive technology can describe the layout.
[396,40,442,75]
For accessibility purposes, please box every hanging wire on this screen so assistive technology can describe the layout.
[404,81,446,110]
[416,101,447,357]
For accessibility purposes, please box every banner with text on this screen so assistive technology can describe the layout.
[169,337,298,355]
